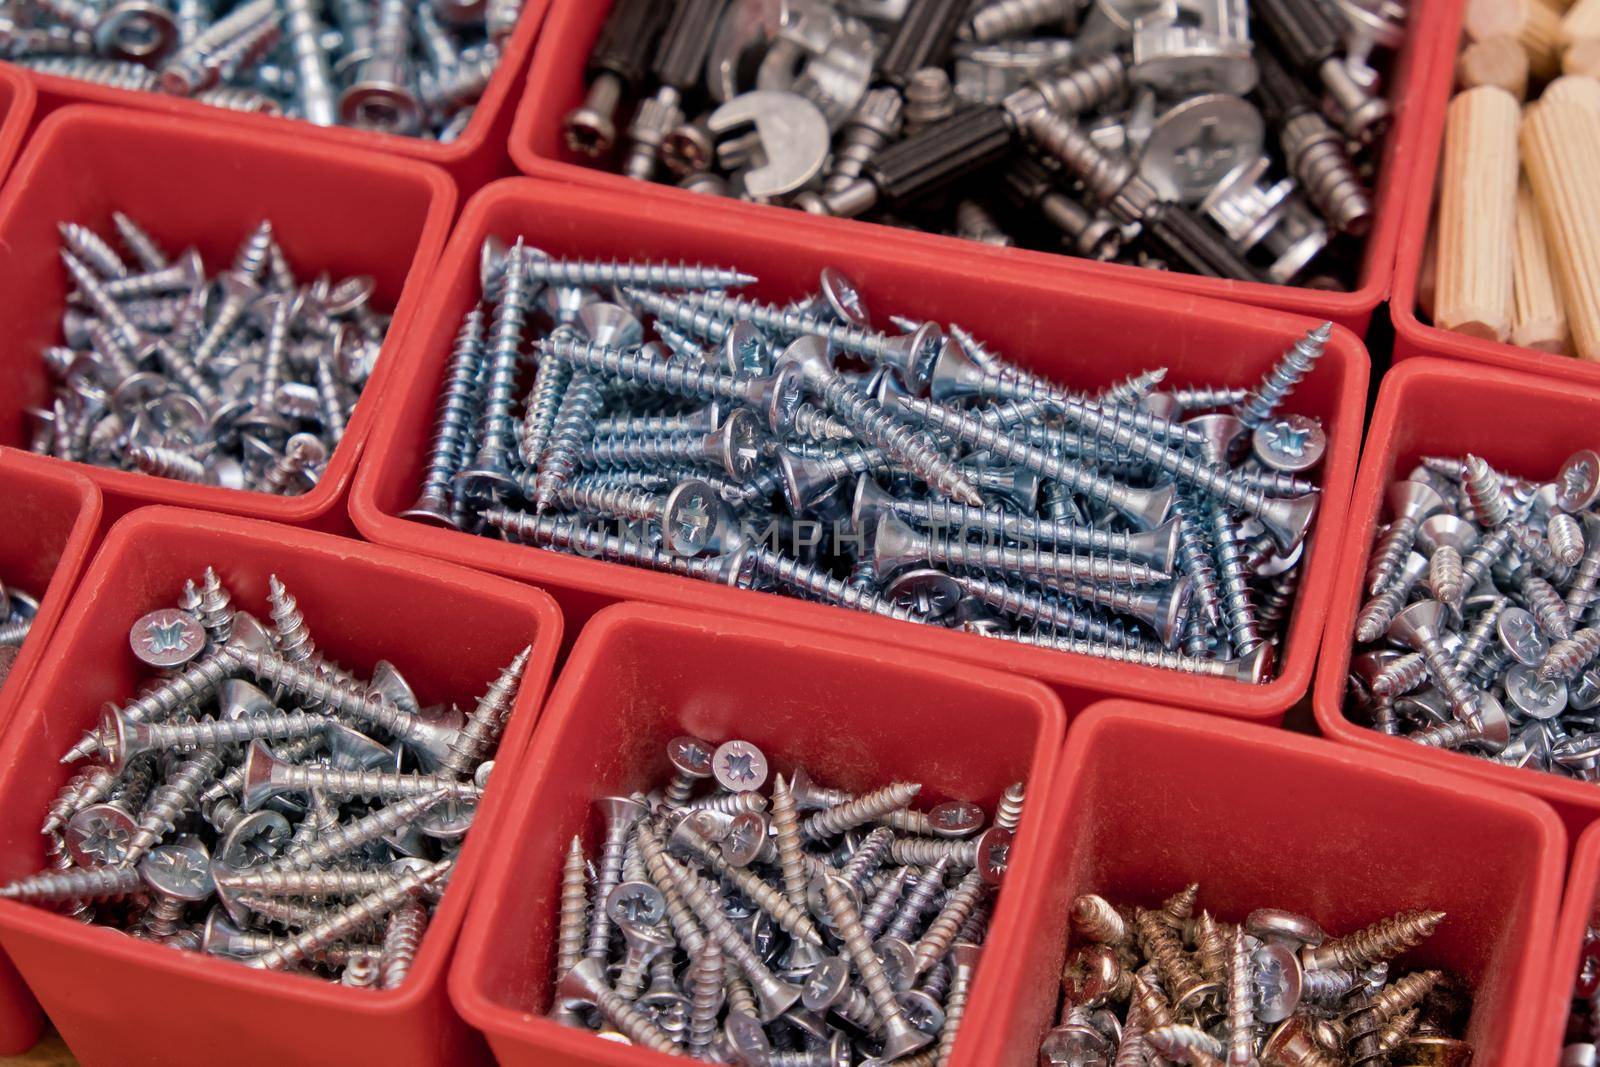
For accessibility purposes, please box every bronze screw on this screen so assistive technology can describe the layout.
[1137,907,1219,1012]
[1301,909,1446,971]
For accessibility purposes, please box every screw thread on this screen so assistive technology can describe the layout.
[1283,113,1372,235]
[129,446,213,485]
[274,790,448,870]
[58,222,128,278]
[1209,504,1263,655]
[20,55,156,89]
[1225,928,1254,1064]
[517,352,572,469]
[1414,636,1483,723]
[1410,719,1476,750]
[484,509,730,582]
[1302,910,1445,972]
[539,334,747,405]
[686,940,724,1056]
[681,792,767,816]
[1355,564,1421,644]
[1300,967,1360,1005]
[861,867,911,940]
[0,864,142,902]
[915,524,1167,586]
[634,823,705,957]
[248,859,450,970]
[197,568,233,643]
[822,878,919,1041]
[60,251,144,351]
[534,372,605,512]
[552,836,590,982]
[585,822,630,960]
[313,357,347,446]
[218,866,404,898]
[1460,526,1514,595]
[274,763,482,803]
[993,626,1257,679]
[470,247,529,475]
[912,871,984,976]
[550,482,662,522]
[819,377,982,506]
[583,429,706,471]
[378,902,428,989]
[1137,909,1209,1007]
[1427,545,1464,610]
[517,254,755,292]
[967,0,1073,40]
[1540,627,1600,682]
[634,289,896,364]
[1525,575,1573,640]
[1024,109,1127,203]
[1131,974,1176,1031]
[418,42,498,109]
[953,575,1142,648]
[410,308,483,516]
[802,782,920,841]
[1147,1024,1225,1060]
[138,709,329,754]
[884,859,949,943]
[266,576,314,663]
[151,339,219,409]
[769,775,809,917]
[126,750,224,862]
[438,646,525,778]
[230,220,276,282]
[746,545,922,622]
[1568,534,1600,620]
[1462,455,1509,528]
[1236,325,1328,429]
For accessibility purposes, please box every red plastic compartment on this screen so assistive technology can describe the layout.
[0,507,563,1067]
[1542,820,1600,1062]
[6,0,549,191]
[0,449,99,1057]
[350,177,1369,723]
[1389,2,1600,383]
[1313,358,1600,843]
[0,105,455,528]
[506,0,1447,334]
[961,701,1564,1067]
[0,65,35,188]
[447,600,1066,1067]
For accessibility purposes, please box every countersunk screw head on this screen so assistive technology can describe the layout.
[66,803,136,867]
[217,809,291,869]
[885,568,964,620]
[927,800,985,838]
[712,740,769,793]
[605,880,667,927]
[667,736,715,780]
[128,607,207,668]
[141,841,215,902]
[977,825,1013,884]
[1253,414,1326,473]
[1498,607,1547,666]
[664,480,743,556]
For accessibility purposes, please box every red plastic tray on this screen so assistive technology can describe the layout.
[1542,820,1600,1062]
[350,178,1369,724]
[1313,358,1600,844]
[447,600,1067,1067]
[0,65,35,189]
[0,507,563,1067]
[5,0,548,191]
[0,448,99,1056]
[506,0,1448,334]
[1389,2,1600,382]
[0,105,455,529]
[961,700,1565,1067]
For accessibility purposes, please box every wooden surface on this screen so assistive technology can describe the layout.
[1523,93,1600,360]
[1436,86,1522,341]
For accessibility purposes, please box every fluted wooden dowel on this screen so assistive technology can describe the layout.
[1513,179,1571,352]
[1523,93,1600,359]
[1436,87,1521,341]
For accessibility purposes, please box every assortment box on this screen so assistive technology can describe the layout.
[350,177,1369,724]
[0,65,35,188]
[961,701,1566,1066]
[448,601,1066,1067]
[0,508,562,1067]
[0,106,455,528]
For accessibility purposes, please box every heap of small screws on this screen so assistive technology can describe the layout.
[549,734,1017,1065]
[1,0,523,140]
[30,214,390,497]
[406,240,1330,683]
[1567,924,1600,1064]
[0,579,40,689]
[0,568,530,987]
[562,0,1398,288]
[1043,887,1472,1066]
[1342,449,1600,774]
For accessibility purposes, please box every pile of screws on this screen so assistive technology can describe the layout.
[30,215,390,496]
[549,734,1017,1064]
[1045,886,1472,1066]
[408,241,1329,683]
[1,568,530,986]
[1567,924,1600,1064]
[562,0,1397,289]
[0,580,40,690]
[1342,449,1600,774]
[1,0,522,140]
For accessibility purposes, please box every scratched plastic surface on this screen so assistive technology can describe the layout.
[505,0,1449,332]
[10,0,549,189]
[960,701,1565,1067]
[447,601,1066,1067]
[0,508,562,1067]
[1313,358,1600,846]
[0,450,99,1056]
[349,178,1370,724]
[0,106,455,527]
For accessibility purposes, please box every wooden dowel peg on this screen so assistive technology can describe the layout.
[1436,87,1523,342]
[1459,37,1531,99]
[1512,179,1572,352]
[1467,0,1563,81]
[1522,94,1600,359]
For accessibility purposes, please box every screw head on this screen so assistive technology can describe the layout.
[721,322,773,378]
[1558,450,1600,512]
[800,956,850,1011]
[885,568,963,620]
[720,812,769,866]
[1253,414,1327,473]
[712,739,769,792]
[1244,908,1326,948]
[579,302,645,350]
[1504,664,1567,721]
[323,721,395,771]
[66,803,136,867]
[716,408,768,480]
[1497,607,1548,666]
[141,841,215,902]
[128,607,207,668]
[605,880,667,928]
[666,736,715,780]
[217,810,291,869]
[927,800,985,838]
[1250,940,1303,1023]
[664,480,744,556]
[976,825,1013,884]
